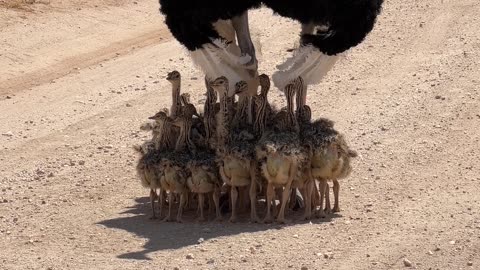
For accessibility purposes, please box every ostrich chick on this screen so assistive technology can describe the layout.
[186,151,222,222]
[135,151,162,219]
[159,154,189,223]
[210,77,260,223]
[134,108,176,219]
[299,105,357,217]
[256,79,306,223]
[158,109,194,222]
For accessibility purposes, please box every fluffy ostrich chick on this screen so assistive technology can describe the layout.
[186,151,222,222]
[256,79,306,223]
[210,77,260,223]
[298,104,357,217]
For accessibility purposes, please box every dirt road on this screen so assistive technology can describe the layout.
[1,0,479,269]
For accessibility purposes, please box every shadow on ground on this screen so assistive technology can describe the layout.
[98,197,339,260]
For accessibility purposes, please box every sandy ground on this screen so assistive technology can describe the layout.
[1,0,479,269]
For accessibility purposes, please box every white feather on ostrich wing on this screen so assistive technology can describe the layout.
[189,20,260,97]
[272,45,343,91]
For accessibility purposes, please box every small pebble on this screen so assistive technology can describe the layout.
[301,267,308,270]
[197,238,204,244]
[403,258,412,267]
[186,253,194,260]
[467,261,473,266]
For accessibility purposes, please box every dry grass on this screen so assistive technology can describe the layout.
[0,0,50,11]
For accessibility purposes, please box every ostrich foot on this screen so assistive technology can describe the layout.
[229,215,238,223]
[176,213,184,223]
[333,205,341,213]
[276,217,290,224]
[325,200,332,214]
[316,209,326,218]
[263,215,274,224]
[300,213,312,221]
[162,216,173,222]
[250,216,261,224]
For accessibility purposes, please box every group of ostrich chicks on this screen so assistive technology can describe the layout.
[134,71,357,224]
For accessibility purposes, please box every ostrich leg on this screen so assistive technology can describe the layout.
[149,189,157,219]
[332,179,340,212]
[231,11,257,71]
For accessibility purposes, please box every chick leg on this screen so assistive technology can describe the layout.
[301,179,314,220]
[317,179,327,218]
[263,182,275,224]
[288,188,297,210]
[149,189,157,219]
[249,164,260,223]
[277,185,292,224]
[277,162,297,223]
[163,191,173,222]
[273,188,282,218]
[229,186,239,223]
[312,182,320,211]
[158,188,164,219]
[208,193,215,216]
[176,191,186,223]
[325,182,332,214]
[332,179,340,212]
[197,193,206,222]
[213,188,222,221]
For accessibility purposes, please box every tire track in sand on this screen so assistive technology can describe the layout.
[0,28,172,96]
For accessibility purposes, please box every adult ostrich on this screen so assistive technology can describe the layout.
[159,0,383,98]
[263,0,384,102]
[159,0,262,95]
